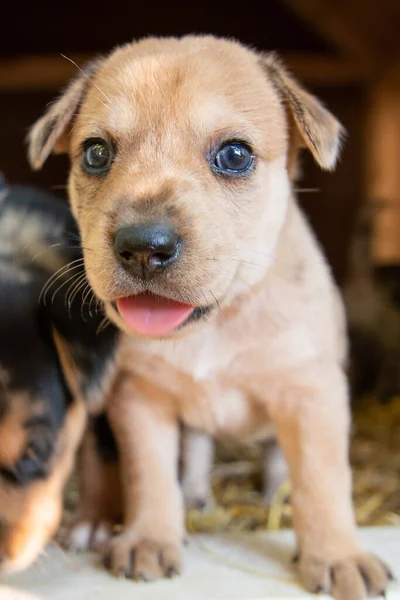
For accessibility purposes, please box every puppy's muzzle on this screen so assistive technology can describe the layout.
[114,222,181,279]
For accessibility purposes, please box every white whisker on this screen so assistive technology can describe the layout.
[60,54,111,106]
[39,258,85,305]
[50,270,84,305]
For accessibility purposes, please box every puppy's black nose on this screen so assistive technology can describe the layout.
[114,223,180,278]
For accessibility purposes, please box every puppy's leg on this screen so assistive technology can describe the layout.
[262,439,288,505]
[269,365,392,599]
[106,374,184,582]
[57,418,122,553]
[181,428,215,510]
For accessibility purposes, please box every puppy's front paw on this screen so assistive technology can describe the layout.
[106,530,183,582]
[56,519,113,553]
[299,552,393,600]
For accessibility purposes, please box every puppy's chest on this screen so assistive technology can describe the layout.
[136,305,317,380]
[144,329,234,378]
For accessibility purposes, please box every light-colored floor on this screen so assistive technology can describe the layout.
[1,528,399,600]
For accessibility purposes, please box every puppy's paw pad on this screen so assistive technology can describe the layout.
[106,533,183,582]
[91,522,113,553]
[56,520,112,553]
[55,521,92,552]
[299,553,392,600]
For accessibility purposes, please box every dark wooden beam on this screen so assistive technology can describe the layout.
[0,52,369,92]
[287,0,400,72]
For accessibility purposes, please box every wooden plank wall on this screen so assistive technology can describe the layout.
[288,0,400,263]
[366,62,400,264]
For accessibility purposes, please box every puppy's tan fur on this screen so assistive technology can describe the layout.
[29,35,391,598]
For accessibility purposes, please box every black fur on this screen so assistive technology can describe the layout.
[0,174,119,486]
[92,413,119,462]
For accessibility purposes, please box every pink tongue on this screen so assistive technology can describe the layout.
[116,294,194,337]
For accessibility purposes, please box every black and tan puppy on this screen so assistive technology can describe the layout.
[0,174,118,573]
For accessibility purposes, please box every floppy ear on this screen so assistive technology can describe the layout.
[260,54,345,171]
[27,58,104,170]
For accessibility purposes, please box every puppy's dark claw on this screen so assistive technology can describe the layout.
[166,566,180,578]
[291,551,300,564]
[102,553,111,570]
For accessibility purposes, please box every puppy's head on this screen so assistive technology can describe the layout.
[29,36,343,339]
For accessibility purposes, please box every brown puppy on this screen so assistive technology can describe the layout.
[29,36,392,598]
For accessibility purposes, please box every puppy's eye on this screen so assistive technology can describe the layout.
[213,142,254,176]
[82,138,113,174]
